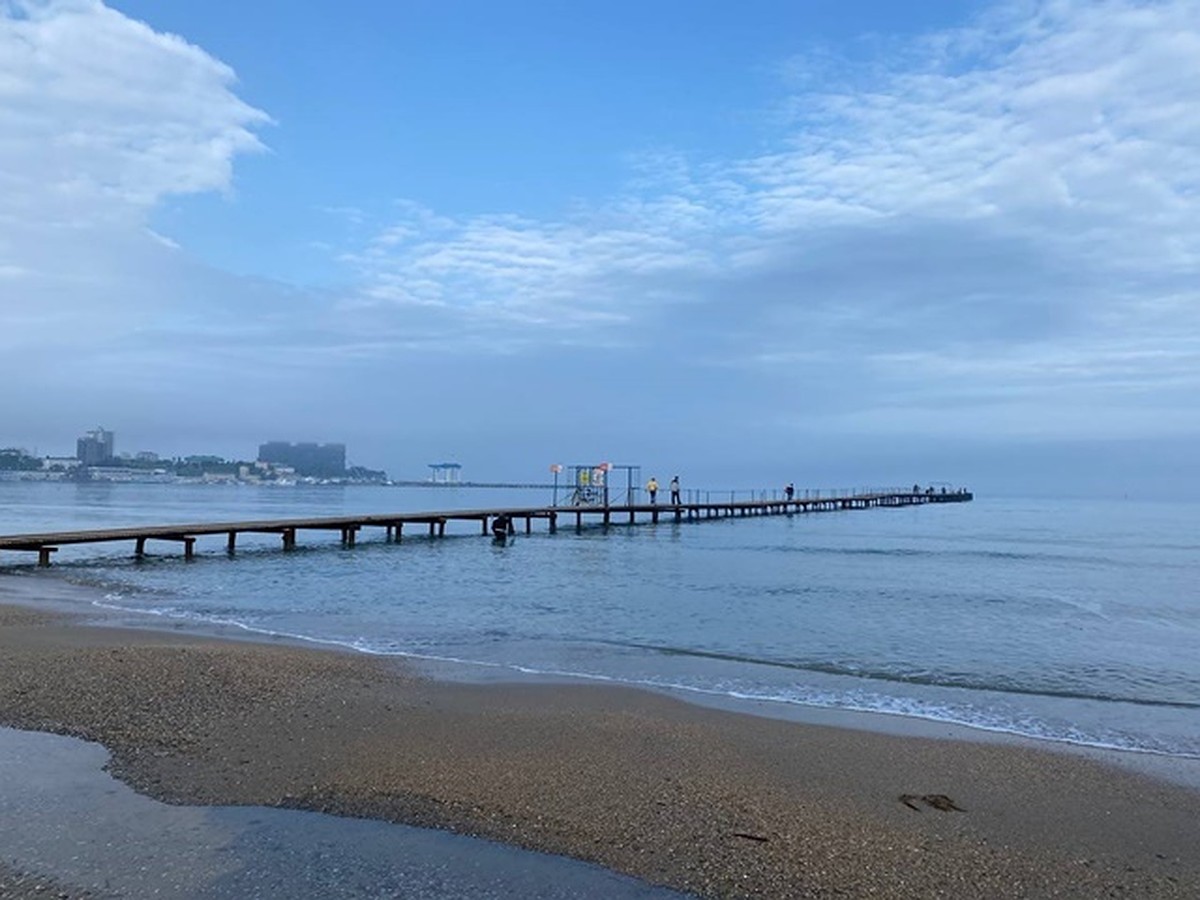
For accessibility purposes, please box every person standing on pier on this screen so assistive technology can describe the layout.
[646,477,659,504]
[785,483,795,501]
[669,475,681,505]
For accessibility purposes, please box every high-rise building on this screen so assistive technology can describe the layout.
[257,441,346,478]
[76,427,114,466]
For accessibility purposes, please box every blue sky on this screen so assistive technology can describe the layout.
[2,0,1198,496]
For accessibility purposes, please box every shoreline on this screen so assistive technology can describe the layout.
[2,580,1199,897]
[14,569,1200,791]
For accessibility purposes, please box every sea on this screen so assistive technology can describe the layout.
[1,480,1197,762]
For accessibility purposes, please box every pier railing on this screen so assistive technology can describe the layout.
[602,486,961,507]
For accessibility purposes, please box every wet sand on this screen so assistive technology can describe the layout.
[1,593,1197,899]
[0,726,689,899]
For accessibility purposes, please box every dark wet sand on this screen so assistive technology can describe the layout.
[1,596,1197,899]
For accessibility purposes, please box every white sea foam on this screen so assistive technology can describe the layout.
[85,598,1198,759]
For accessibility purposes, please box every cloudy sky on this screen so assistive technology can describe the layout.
[2,0,1198,496]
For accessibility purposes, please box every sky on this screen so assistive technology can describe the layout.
[2,0,1199,497]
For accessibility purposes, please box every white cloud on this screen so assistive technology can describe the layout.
[357,1,1198,305]
[0,0,268,228]
[0,0,270,353]
[333,0,1200,442]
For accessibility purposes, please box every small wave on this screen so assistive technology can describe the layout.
[383,657,1200,760]
[749,543,1125,567]
[78,604,1200,760]
[707,685,1200,760]
[590,640,1200,711]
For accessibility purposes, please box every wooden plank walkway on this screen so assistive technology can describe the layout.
[0,489,972,566]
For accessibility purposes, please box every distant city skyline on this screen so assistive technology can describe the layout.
[3,1,1198,499]
[6,427,364,472]
[1,427,391,484]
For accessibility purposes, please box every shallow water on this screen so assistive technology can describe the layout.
[1,481,1197,758]
[0,727,690,899]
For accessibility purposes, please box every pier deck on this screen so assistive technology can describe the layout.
[0,490,972,566]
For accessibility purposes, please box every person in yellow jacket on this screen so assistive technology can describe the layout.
[646,477,659,504]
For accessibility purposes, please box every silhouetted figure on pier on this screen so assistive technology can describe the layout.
[646,477,659,504]
[785,483,795,501]
[670,476,681,505]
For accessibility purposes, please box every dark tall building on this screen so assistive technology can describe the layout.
[257,441,346,478]
[76,427,114,466]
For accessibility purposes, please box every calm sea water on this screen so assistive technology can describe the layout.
[1,481,1197,758]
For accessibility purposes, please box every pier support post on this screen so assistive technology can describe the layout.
[135,537,146,559]
[282,528,296,551]
[675,508,682,523]
[429,521,436,537]
[575,512,582,533]
[437,519,446,537]
[481,518,489,536]
[386,525,394,542]
[395,523,403,542]
[652,508,659,524]
[227,532,237,553]
[37,547,56,567]
[525,517,532,534]
[549,512,557,534]
[183,537,195,560]
[603,509,611,527]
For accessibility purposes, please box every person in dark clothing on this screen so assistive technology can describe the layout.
[785,483,795,501]
[669,476,681,505]
[491,513,515,542]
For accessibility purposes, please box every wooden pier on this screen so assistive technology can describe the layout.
[0,489,972,567]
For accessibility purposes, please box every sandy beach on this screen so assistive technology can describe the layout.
[1,589,1197,899]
